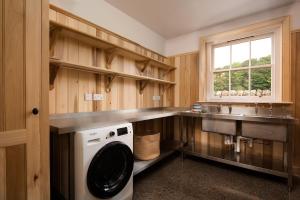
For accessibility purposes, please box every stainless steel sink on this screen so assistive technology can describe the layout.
[202,118,237,135]
[241,121,287,142]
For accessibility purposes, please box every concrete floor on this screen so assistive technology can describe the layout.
[133,154,300,200]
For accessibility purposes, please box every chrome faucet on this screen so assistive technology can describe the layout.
[268,103,273,116]
[228,105,232,114]
[255,103,258,115]
[217,104,221,113]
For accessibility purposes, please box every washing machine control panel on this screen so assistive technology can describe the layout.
[117,127,128,136]
[109,131,115,137]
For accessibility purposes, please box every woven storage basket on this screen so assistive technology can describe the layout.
[134,130,160,160]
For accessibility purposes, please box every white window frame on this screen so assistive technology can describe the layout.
[203,19,285,103]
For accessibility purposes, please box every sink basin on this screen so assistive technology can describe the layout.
[202,118,237,135]
[241,121,287,142]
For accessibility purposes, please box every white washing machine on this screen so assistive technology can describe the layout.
[74,123,133,200]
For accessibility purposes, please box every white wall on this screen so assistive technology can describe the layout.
[50,0,166,54]
[165,2,300,56]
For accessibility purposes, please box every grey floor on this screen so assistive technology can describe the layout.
[133,154,300,200]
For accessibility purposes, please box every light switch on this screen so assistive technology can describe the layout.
[84,93,93,101]
[93,93,105,101]
[152,95,161,101]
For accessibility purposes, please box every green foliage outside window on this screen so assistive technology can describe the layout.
[213,55,271,94]
[214,72,229,91]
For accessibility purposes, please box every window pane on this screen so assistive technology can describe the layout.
[250,67,271,96]
[251,38,272,66]
[213,46,230,70]
[230,70,249,96]
[232,42,250,68]
[214,72,229,96]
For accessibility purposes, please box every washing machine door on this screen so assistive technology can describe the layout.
[87,141,134,199]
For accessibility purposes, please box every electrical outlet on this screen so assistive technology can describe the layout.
[93,93,105,101]
[152,95,161,101]
[84,93,93,101]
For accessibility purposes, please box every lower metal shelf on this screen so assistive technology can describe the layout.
[133,149,176,176]
[181,146,288,178]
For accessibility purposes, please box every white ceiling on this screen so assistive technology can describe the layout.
[105,0,295,38]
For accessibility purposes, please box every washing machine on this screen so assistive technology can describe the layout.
[74,123,134,200]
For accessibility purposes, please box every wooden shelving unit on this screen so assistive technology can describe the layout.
[50,58,175,93]
[50,21,176,71]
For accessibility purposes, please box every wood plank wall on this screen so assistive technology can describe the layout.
[169,52,199,107]
[49,6,174,114]
[292,30,300,175]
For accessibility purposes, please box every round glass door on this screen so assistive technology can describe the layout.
[87,141,134,199]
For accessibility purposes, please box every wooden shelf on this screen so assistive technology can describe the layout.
[50,20,176,71]
[49,58,175,92]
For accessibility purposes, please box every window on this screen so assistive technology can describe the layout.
[201,17,291,102]
[212,36,273,99]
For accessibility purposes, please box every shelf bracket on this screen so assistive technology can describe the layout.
[49,64,60,90]
[139,80,150,94]
[50,28,62,57]
[135,60,152,73]
[160,84,173,95]
[105,48,117,69]
[161,68,176,78]
[105,74,116,93]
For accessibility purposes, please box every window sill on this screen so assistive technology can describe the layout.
[197,100,293,105]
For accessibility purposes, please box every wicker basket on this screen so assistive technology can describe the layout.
[134,130,160,160]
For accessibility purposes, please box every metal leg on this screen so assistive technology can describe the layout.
[287,124,293,191]
[192,117,196,152]
[180,116,184,147]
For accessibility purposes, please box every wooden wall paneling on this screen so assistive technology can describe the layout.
[0,0,3,131]
[173,116,182,143]
[200,131,209,154]
[173,57,180,107]
[122,58,137,109]
[56,68,68,113]
[0,148,6,200]
[78,41,94,112]
[263,140,273,169]
[199,39,207,101]
[252,140,264,166]
[170,52,199,108]
[190,54,199,103]
[0,1,4,197]
[292,31,300,174]
[49,81,57,114]
[94,49,106,111]
[272,142,284,171]
[67,38,79,113]
[282,16,291,102]
[109,56,124,110]
[179,55,187,107]
[185,55,191,106]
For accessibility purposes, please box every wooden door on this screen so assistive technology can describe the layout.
[0,0,49,199]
